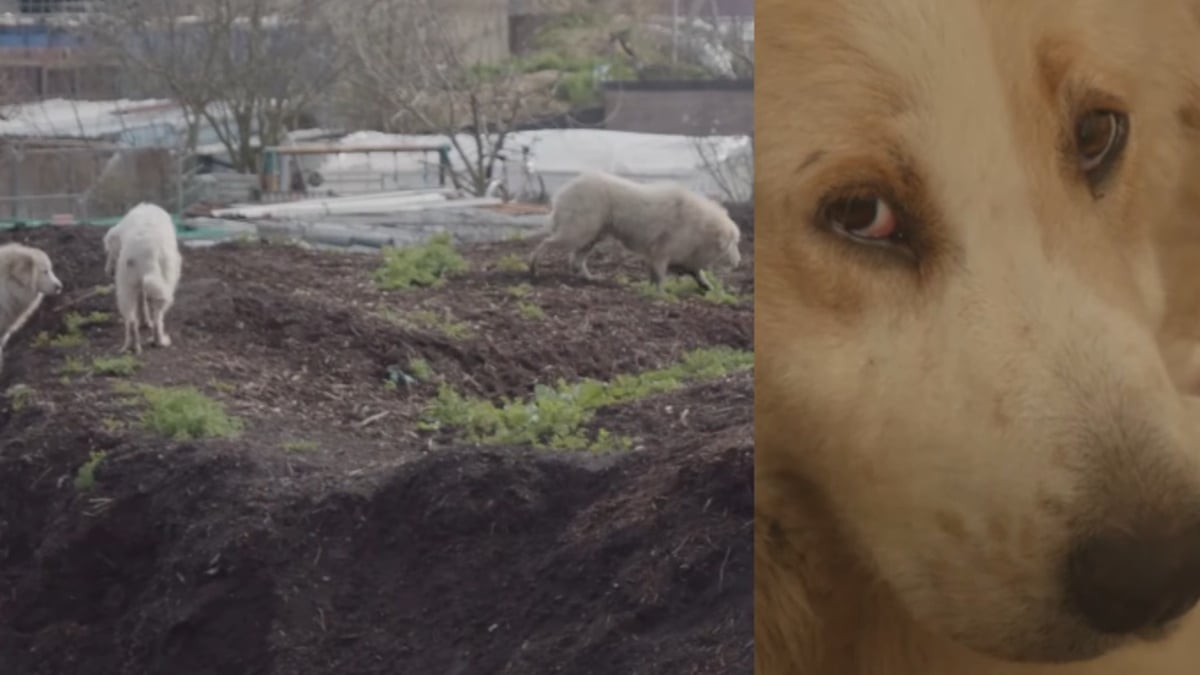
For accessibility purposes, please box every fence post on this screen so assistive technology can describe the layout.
[176,148,184,218]
[437,145,451,187]
[9,145,20,220]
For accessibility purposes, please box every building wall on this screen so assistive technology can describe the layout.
[446,0,510,65]
[601,80,752,136]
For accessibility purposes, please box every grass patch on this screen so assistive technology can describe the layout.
[6,383,34,411]
[408,357,434,382]
[59,356,89,376]
[36,310,112,348]
[281,439,318,453]
[138,385,243,441]
[518,302,546,320]
[65,311,112,334]
[422,346,753,451]
[373,233,469,290]
[507,283,533,299]
[631,275,742,305]
[57,354,140,378]
[74,450,106,492]
[41,331,84,348]
[91,355,139,377]
[208,379,238,394]
[382,308,474,340]
[385,356,436,391]
[507,284,545,319]
[495,253,529,273]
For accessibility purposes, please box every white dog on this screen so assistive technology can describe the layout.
[110,204,181,354]
[527,171,742,291]
[0,243,63,368]
[106,203,176,328]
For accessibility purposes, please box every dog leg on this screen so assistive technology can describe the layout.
[691,269,714,293]
[527,239,551,279]
[154,306,171,348]
[649,259,669,291]
[141,292,152,330]
[568,250,596,280]
[121,318,142,355]
[573,239,601,280]
[566,236,602,281]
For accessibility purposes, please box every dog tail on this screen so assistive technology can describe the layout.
[141,272,170,305]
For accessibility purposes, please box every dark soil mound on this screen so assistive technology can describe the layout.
[0,223,753,674]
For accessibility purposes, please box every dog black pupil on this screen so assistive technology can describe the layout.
[1078,112,1114,161]
[834,198,879,232]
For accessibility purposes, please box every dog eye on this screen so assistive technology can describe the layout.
[823,196,900,242]
[1075,109,1128,187]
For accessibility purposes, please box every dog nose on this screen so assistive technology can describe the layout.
[1066,524,1200,635]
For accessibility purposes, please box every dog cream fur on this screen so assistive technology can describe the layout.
[111,204,181,354]
[527,170,741,291]
[756,1,1200,673]
[0,243,62,366]
[107,203,178,331]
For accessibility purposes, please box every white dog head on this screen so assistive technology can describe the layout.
[712,216,742,271]
[9,245,62,297]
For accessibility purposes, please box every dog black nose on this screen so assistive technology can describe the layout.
[1066,525,1200,634]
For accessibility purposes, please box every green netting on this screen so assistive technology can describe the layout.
[0,216,231,240]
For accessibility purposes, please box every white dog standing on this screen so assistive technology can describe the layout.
[108,203,181,354]
[0,243,63,369]
[527,171,742,291]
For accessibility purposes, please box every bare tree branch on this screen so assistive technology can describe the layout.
[340,0,561,196]
[86,0,350,172]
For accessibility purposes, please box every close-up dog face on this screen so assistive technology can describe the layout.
[757,0,1200,663]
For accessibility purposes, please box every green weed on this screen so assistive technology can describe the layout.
[518,302,546,320]
[631,275,742,305]
[74,450,107,492]
[91,355,139,377]
[373,233,469,290]
[6,383,34,411]
[422,346,753,451]
[138,385,243,441]
[496,253,529,273]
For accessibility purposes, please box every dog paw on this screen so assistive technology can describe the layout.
[158,334,172,347]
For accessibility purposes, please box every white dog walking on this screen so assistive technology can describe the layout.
[107,203,182,354]
[0,242,63,368]
[527,171,742,291]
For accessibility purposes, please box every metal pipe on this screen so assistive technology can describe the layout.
[211,189,456,219]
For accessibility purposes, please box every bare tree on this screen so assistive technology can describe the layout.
[601,0,752,80]
[87,1,221,154]
[691,133,752,204]
[683,0,753,79]
[88,0,348,172]
[343,0,562,197]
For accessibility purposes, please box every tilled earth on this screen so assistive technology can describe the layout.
[0,216,753,675]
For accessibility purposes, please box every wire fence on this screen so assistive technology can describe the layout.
[0,140,182,222]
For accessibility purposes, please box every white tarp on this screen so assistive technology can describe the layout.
[319,128,752,201]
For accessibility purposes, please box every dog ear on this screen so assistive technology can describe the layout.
[7,254,33,288]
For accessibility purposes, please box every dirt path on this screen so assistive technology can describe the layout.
[0,220,753,675]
